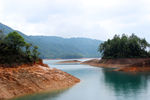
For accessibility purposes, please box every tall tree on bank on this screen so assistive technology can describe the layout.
[0,31,40,67]
[99,34,150,59]
[5,31,26,54]
[0,30,5,40]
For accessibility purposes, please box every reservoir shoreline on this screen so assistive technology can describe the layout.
[0,63,80,99]
[81,58,150,72]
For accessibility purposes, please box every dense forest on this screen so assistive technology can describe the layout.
[0,23,102,59]
[30,36,101,58]
[99,34,150,59]
[0,31,40,66]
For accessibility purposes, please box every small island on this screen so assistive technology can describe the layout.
[0,31,80,99]
[57,60,81,64]
[82,34,150,72]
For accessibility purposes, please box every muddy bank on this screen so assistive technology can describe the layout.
[114,67,150,72]
[0,64,80,99]
[81,58,150,72]
[57,60,81,64]
[81,58,129,68]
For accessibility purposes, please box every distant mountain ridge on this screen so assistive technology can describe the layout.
[0,23,102,58]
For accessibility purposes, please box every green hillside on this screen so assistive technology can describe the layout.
[0,23,102,59]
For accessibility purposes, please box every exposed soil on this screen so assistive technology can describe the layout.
[114,67,150,72]
[0,64,80,99]
[81,58,150,72]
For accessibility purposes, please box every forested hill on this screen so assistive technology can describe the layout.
[0,23,102,59]
[29,36,102,58]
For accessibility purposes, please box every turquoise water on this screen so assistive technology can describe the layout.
[14,59,150,100]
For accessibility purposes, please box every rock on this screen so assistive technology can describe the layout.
[0,64,80,99]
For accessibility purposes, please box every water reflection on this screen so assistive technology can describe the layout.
[102,69,150,97]
[13,89,69,100]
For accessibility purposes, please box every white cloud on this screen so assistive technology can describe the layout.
[0,0,150,42]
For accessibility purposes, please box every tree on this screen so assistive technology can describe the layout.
[25,43,32,60]
[0,30,5,40]
[5,31,26,51]
[0,31,40,67]
[32,46,40,62]
[99,34,150,59]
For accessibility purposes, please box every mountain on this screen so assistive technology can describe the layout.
[0,23,102,59]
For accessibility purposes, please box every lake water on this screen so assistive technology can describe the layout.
[14,59,150,100]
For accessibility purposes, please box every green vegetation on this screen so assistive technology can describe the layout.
[99,34,150,59]
[0,22,101,59]
[30,36,101,59]
[0,31,40,67]
[0,23,102,59]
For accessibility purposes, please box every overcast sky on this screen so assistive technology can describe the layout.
[0,0,150,42]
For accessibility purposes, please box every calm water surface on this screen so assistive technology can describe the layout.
[14,59,150,100]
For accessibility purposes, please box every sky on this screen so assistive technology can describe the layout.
[0,0,150,42]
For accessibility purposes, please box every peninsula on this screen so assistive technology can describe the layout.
[82,34,150,72]
[0,31,80,99]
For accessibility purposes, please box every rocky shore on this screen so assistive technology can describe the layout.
[0,64,80,99]
[81,58,150,72]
